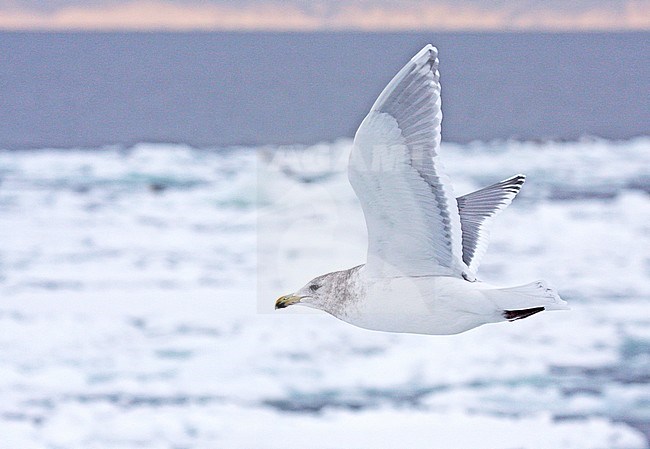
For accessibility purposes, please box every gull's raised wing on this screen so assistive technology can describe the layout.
[349,45,471,279]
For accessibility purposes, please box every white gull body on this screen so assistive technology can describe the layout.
[276,45,568,335]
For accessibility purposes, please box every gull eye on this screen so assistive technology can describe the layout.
[309,284,320,292]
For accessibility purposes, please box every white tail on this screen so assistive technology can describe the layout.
[484,280,569,312]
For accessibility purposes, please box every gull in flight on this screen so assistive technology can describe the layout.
[276,45,568,335]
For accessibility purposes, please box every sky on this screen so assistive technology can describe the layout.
[0,0,648,31]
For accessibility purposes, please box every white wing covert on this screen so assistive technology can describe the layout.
[349,45,471,279]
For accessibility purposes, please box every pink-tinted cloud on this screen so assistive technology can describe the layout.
[0,2,320,30]
[0,0,648,31]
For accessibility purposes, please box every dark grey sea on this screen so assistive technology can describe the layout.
[1,31,648,149]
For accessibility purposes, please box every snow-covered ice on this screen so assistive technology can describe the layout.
[0,138,648,448]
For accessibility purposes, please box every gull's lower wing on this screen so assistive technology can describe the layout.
[349,45,470,279]
[457,174,526,274]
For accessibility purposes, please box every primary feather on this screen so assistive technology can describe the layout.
[457,174,526,273]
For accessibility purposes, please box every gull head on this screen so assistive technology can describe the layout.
[275,270,354,312]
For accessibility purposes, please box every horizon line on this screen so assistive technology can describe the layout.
[2,29,649,34]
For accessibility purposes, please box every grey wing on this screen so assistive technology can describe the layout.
[349,45,470,278]
[457,174,525,274]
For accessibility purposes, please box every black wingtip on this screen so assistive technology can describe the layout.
[503,174,526,186]
[413,44,438,69]
[503,307,545,321]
